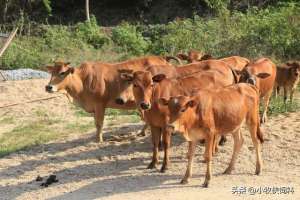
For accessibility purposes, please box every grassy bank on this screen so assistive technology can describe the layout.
[0,2,299,70]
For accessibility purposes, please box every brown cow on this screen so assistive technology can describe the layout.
[118,61,236,172]
[274,61,300,103]
[237,58,276,123]
[45,56,172,143]
[161,83,263,187]
[176,50,250,71]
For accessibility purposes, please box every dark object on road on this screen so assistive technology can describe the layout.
[40,175,59,187]
[36,175,43,182]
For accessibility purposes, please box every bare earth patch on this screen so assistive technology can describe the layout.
[0,79,299,200]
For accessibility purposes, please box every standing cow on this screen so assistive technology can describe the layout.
[161,83,263,187]
[45,56,173,143]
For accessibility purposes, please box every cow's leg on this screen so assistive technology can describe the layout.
[261,90,272,123]
[274,85,280,98]
[138,110,148,136]
[181,141,196,184]
[223,129,244,174]
[247,112,263,175]
[218,135,227,146]
[139,123,148,136]
[161,127,172,173]
[283,86,288,105]
[212,134,219,156]
[94,104,106,143]
[202,134,214,188]
[147,126,160,169]
[290,87,295,103]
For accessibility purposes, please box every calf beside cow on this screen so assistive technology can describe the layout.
[44,51,299,187]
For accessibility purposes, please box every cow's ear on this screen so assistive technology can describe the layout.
[120,73,134,81]
[67,67,75,74]
[186,99,197,108]
[256,73,270,79]
[118,69,134,81]
[200,54,213,60]
[152,74,166,82]
[45,66,54,73]
[158,98,169,106]
[176,53,189,61]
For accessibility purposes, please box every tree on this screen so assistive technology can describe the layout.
[86,0,90,22]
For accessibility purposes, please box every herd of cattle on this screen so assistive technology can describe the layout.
[45,50,300,187]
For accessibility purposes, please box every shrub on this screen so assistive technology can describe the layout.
[74,16,110,49]
[112,22,150,56]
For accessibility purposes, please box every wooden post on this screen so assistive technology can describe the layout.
[0,27,18,58]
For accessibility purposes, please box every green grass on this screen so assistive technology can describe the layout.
[0,116,94,157]
[264,96,300,116]
[0,117,15,125]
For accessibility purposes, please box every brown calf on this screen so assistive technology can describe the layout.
[275,61,300,103]
[118,62,236,172]
[161,83,263,187]
[45,56,171,143]
[237,58,276,123]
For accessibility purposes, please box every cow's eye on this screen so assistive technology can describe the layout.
[133,84,138,87]
[180,108,186,113]
[59,72,66,78]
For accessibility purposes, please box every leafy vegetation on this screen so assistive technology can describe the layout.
[1,2,299,69]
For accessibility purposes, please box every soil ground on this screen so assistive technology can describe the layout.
[0,79,299,200]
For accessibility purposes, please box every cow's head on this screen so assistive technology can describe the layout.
[177,50,212,63]
[236,69,270,87]
[117,70,166,110]
[286,61,300,78]
[115,69,135,105]
[159,95,197,134]
[45,61,74,93]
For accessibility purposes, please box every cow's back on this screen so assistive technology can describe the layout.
[220,56,250,71]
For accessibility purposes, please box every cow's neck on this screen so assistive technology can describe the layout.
[65,73,84,98]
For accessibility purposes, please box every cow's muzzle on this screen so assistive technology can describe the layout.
[45,85,53,93]
[140,102,151,110]
[115,98,125,105]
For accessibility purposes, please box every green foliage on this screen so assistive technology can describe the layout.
[265,96,300,116]
[42,0,52,15]
[112,22,150,56]
[0,18,114,69]
[1,2,299,69]
[150,2,300,60]
[74,16,110,49]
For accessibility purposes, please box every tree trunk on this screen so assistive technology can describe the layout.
[85,0,90,22]
[2,0,9,23]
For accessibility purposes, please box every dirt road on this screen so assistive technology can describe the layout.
[0,79,299,200]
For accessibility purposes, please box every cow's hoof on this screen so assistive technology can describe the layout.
[180,179,189,184]
[255,168,261,175]
[223,168,232,175]
[160,165,168,173]
[147,162,157,169]
[202,182,209,188]
[95,137,103,143]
